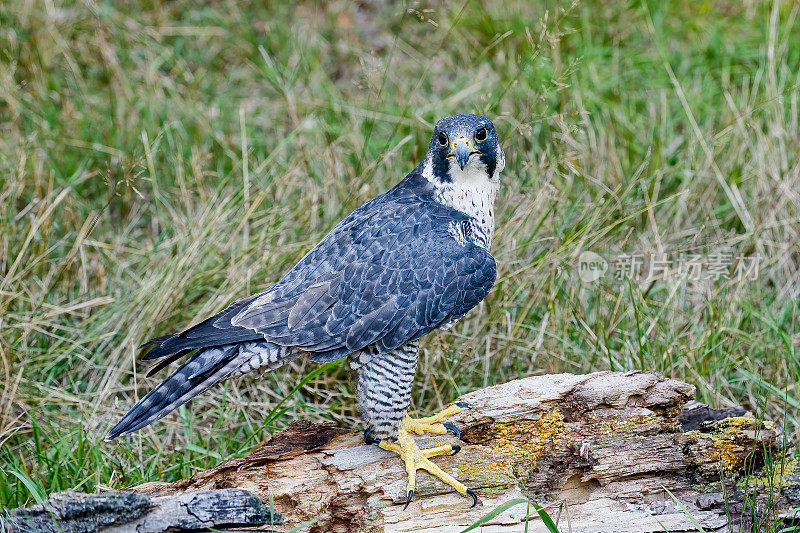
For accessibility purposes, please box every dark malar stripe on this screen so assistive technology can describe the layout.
[479,151,496,180]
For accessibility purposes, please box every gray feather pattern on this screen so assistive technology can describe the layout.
[109,114,501,441]
[232,184,496,358]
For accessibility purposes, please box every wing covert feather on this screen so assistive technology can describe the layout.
[232,197,496,359]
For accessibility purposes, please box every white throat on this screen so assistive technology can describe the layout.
[422,152,503,250]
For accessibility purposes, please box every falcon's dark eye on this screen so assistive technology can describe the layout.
[475,128,487,142]
[437,132,448,146]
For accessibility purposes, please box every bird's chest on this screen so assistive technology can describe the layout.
[434,181,497,250]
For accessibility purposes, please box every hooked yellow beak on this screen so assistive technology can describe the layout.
[449,137,478,170]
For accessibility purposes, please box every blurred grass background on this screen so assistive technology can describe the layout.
[1,0,799,510]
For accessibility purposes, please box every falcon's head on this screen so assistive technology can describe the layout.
[424,114,505,185]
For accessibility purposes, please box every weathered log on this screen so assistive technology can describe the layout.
[2,488,280,533]
[4,371,797,532]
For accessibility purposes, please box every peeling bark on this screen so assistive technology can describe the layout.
[2,488,279,533]
[4,371,797,532]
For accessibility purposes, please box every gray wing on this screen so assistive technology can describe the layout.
[232,197,496,361]
[139,196,393,363]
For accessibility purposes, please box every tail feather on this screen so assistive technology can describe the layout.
[105,344,241,440]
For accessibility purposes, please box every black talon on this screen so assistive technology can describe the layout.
[404,489,414,510]
[466,488,478,508]
[363,427,380,445]
[450,444,461,455]
[456,401,470,408]
[443,422,461,439]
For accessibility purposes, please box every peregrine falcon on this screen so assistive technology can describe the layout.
[106,114,505,507]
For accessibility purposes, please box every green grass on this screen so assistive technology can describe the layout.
[0,0,798,525]
[461,497,560,532]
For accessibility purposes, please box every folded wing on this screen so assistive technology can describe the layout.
[232,197,496,362]
[141,195,496,366]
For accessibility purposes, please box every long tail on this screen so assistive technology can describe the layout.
[105,344,242,440]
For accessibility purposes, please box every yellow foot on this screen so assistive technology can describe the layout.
[404,402,468,438]
[378,403,477,509]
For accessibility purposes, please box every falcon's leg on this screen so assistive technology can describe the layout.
[354,342,476,508]
[354,342,419,441]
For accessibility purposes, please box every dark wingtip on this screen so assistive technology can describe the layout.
[139,334,172,349]
[141,345,169,360]
[145,364,164,379]
[466,488,478,508]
